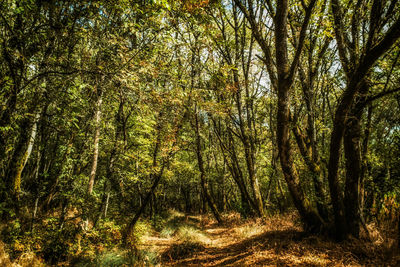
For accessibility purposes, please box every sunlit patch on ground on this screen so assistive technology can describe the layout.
[139,212,400,266]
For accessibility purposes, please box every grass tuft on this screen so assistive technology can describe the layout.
[175,225,211,244]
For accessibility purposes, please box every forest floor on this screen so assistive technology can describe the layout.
[139,211,400,266]
[1,210,400,266]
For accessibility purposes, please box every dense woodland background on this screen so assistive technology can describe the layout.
[1,0,400,265]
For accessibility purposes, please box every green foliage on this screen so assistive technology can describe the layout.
[132,220,153,244]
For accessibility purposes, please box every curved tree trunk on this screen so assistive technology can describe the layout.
[13,109,41,199]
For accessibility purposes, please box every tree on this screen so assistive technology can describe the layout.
[328,0,400,239]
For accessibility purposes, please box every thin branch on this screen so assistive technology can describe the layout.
[233,0,277,89]
[362,86,400,106]
[288,0,317,83]
[330,0,351,77]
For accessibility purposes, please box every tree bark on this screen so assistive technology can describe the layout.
[343,82,370,238]
[343,113,362,238]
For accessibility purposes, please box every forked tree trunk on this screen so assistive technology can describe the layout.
[275,0,322,232]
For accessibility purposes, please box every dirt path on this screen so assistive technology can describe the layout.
[140,213,400,266]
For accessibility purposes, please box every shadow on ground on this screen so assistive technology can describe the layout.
[163,226,399,266]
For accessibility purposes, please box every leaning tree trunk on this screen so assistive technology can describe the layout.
[227,129,258,215]
[123,110,186,245]
[277,81,322,231]
[123,124,163,245]
[123,164,166,244]
[13,109,41,200]
[292,123,328,221]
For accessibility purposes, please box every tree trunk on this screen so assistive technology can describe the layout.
[13,110,40,199]
[292,124,328,220]
[275,0,322,232]
[194,109,222,224]
[88,91,103,195]
[343,82,370,238]
[123,110,185,245]
[327,102,350,239]
[123,148,165,245]
[343,114,362,238]
[360,104,372,212]
[83,87,103,231]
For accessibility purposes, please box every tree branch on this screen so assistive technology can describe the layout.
[288,0,317,83]
[362,87,400,107]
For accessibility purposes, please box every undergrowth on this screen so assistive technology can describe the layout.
[0,211,159,266]
[2,210,400,266]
